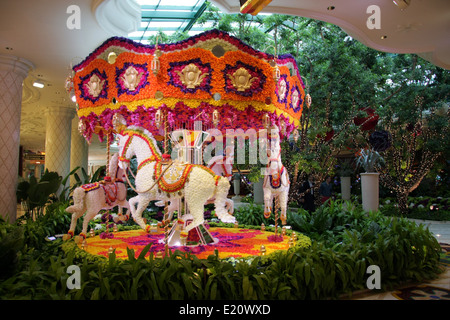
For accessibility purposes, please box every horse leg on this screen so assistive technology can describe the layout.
[263,188,273,219]
[114,200,131,223]
[279,188,289,225]
[65,188,86,238]
[225,198,234,215]
[185,200,205,232]
[81,208,98,236]
[213,177,235,223]
[66,209,84,239]
[130,194,151,230]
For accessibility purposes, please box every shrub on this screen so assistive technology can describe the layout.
[0,199,443,300]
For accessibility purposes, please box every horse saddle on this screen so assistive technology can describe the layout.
[102,183,118,205]
[267,166,289,189]
[81,181,124,205]
[154,162,194,193]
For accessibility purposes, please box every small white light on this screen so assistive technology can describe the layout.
[33,81,44,88]
[392,0,410,10]
[71,94,77,103]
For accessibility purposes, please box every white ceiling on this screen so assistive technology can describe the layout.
[211,0,450,69]
[0,0,448,166]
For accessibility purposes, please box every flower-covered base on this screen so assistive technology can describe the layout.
[77,227,311,260]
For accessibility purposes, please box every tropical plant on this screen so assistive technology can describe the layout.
[16,169,62,220]
[355,148,384,173]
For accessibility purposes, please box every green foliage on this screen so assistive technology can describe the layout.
[233,203,275,226]
[1,198,442,300]
[17,169,62,219]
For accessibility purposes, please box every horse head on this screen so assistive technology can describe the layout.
[109,153,126,180]
[117,126,162,170]
[117,131,132,170]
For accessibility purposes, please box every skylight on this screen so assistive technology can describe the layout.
[129,0,208,44]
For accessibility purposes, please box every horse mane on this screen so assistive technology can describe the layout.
[123,125,162,158]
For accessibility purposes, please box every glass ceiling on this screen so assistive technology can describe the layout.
[128,0,210,44]
[128,0,276,44]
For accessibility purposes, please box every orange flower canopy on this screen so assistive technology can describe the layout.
[72,29,305,141]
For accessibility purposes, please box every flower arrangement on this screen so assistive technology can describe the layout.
[72,29,306,141]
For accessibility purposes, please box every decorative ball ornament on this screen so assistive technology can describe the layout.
[78,119,86,136]
[288,237,294,248]
[260,245,266,256]
[293,129,299,142]
[212,109,220,127]
[151,37,162,76]
[262,113,270,129]
[305,93,312,108]
[107,52,117,64]
[155,109,162,128]
[279,121,286,136]
[273,64,280,82]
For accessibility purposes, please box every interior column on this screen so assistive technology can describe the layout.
[0,54,34,222]
[44,106,76,190]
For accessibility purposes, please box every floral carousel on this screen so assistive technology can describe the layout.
[64,29,311,260]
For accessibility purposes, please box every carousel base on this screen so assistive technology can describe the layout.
[78,226,292,260]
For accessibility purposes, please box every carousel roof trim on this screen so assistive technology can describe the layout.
[72,29,303,86]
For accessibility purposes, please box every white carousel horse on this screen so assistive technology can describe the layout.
[155,144,235,220]
[116,126,235,233]
[263,126,290,224]
[65,153,130,239]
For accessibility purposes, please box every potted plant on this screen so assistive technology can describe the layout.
[356,148,384,212]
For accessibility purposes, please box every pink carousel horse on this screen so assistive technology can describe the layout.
[65,153,130,240]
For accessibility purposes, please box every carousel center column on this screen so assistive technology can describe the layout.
[44,106,76,191]
[0,54,34,223]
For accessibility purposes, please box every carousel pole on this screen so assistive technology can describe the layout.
[163,109,170,256]
[106,130,110,177]
[274,196,279,237]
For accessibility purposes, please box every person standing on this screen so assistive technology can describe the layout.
[319,175,333,204]
[299,175,315,212]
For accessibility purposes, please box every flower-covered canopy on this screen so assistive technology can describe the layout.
[72,29,305,142]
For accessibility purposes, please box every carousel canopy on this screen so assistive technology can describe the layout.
[72,29,305,142]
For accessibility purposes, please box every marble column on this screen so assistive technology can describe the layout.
[44,106,76,188]
[70,116,89,186]
[0,54,34,222]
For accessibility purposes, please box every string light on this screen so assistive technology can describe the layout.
[378,97,449,214]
